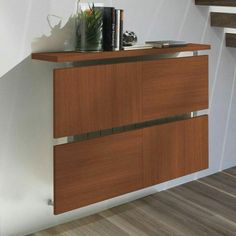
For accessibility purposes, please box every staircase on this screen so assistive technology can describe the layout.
[196,0,236,47]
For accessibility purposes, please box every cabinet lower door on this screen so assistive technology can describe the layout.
[143,115,208,185]
[54,116,208,214]
[54,130,143,214]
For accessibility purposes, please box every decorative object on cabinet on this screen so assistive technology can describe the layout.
[76,3,103,51]
[123,31,138,46]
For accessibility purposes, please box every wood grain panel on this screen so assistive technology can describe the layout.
[54,116,208,214]
[142,56,208,121]
[54,62,142,138]
[54,130,143,214]
[143,116,208,185]
[32,44,210,63]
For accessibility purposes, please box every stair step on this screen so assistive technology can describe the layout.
[196,0,236,7]
[226,33,236,47]
[211,12,236,28]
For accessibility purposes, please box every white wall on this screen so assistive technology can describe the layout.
[1,0,236,235]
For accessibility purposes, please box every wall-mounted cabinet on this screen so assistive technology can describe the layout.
[32,43,210,215]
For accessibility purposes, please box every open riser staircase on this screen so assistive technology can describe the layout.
[196,0,236,47]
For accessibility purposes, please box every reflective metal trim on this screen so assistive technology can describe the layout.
[54,111,207,145]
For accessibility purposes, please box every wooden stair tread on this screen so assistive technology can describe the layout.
[226,33,236,47]
[211,12,236,28]
[196,0,236,7]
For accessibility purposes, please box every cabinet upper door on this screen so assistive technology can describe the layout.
[142,56,208,121]
[54,62,142,138]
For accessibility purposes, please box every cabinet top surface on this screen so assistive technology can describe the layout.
[31,43,210,63]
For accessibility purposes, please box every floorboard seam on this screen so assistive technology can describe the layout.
[167,189,218,216]
[197,180,236,198]
[222,171,236,179]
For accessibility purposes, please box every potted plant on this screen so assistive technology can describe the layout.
[76,1,103,51]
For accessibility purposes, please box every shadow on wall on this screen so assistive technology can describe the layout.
[0,56,54,206]
[0,15,77,229]
[31,15,77,52]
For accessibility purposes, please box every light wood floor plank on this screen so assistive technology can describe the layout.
[170,181,236,223]
[141,194,227,236]
[135,198,209,236]
[100,210,150,236]
[106,203,182,236]
[199,172,236,197]
[152,190,236,235]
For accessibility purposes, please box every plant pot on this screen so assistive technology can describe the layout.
[76,5,103,52]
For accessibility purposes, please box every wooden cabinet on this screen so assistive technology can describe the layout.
[32,44,210,215]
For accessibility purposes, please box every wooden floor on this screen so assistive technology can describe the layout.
[30,167,236,236]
